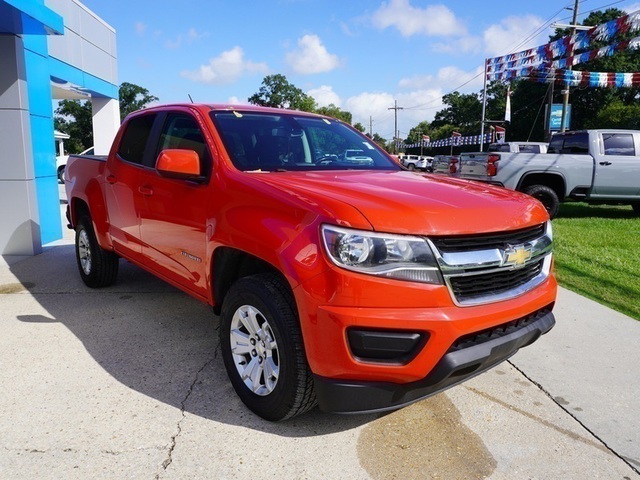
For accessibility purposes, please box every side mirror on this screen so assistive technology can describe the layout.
[156,149,202,180]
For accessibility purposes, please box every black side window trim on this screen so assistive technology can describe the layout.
[115,113,159,167]
[151,111,212,181]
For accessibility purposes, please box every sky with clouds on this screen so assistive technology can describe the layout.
[81,0,640,140]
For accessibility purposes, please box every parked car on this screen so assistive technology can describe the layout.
[402,155,434,172]
[341,149,373,165]
[456,130,640,218]
[65,103,556,421]
[431,155,459,174]
[56,146,94,183]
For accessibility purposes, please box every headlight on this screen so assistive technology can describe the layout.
[321,225,443,284]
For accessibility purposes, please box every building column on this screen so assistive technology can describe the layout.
[91,97,120,155]
[0,35,42,256]
[22,31,62,246]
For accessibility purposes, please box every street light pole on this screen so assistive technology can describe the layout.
[560,0,580,132]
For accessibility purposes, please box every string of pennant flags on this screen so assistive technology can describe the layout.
[487,10,640,73]
[488,36,640,81]
[402,132,494,149]
[485,10,640,88]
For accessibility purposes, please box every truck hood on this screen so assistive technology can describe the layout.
[251,170,548,236]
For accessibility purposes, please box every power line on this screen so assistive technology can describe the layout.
[403,2,576,112]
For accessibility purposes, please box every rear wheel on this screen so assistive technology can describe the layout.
[57,166,65,184]
[75,216,119,288]
[523,184,560,219]
[219,273,316,421]
[407,163,416,171]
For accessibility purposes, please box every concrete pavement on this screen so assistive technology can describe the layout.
[0,201,638,479]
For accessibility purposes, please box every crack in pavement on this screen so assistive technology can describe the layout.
[507,359,640,477]
[155,353,217,480]
[2,446,165,455]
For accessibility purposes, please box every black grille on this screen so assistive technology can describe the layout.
[449,259,544,303]
[448,307,553,353]
[431,224,546,253]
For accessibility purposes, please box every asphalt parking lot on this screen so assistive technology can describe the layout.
[0,197,638,479]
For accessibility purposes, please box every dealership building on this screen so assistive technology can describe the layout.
[0,0,119,256]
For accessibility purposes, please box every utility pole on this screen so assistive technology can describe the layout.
[369,116,373,138]
[560,0,580,132]
[480,59,488,152]
[388,100,404,154]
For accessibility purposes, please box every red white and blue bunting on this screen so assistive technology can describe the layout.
[403,133,493,149]
[488,36,640,81]
[526,69,640,87]
[485,10,640,86]
[487,11,640,74]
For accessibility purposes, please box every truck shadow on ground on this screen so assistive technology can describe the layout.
[8,244,376,437]
[556,203,638,219]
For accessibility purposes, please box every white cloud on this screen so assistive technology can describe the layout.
[165,35,182,49]
[286,35,340,74]
[398,66,484,91]
[181,47,268,85]
[166,28,209,49]
[371,0,465,37]
[483,15,545,58]
[345,89,446,138]
[307,85,342,107]
[227,96,249,105]
[625,3,640,13]
[135,21,146,36]
[187,28,209,42]
[431,36,482,55]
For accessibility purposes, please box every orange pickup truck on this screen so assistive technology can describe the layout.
[65,104,556,421]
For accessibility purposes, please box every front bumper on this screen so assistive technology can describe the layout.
[313,308,555,413]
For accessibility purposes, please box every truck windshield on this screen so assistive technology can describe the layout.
[210,111,400,172]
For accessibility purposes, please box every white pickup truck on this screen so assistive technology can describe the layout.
[456,130,640,218]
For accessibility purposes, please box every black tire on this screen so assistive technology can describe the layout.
[632,202,640,215]
[523,184,560,219]
[57,166,65,184]
[219,273,316,421]
[407,163,416,171]
[75,216,119,288]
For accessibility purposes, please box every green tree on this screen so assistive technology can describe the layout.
[405,120,431,144]
[371,133,389,151]
[54,100,93,153]
[353,122,365,132]
[585,99,640,129]
[54,82,158,153]
[118,82,159,120]
[431,92,482,134]
[248,74,316,112]
[315,104,353,123]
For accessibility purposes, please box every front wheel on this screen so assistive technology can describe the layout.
[57,166,65,184]
[75,216,119,288]
[219,273,316,421]
[632,202,640,215]
[523,184,560,219]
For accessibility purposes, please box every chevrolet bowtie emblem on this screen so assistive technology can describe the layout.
[503,245,532,268]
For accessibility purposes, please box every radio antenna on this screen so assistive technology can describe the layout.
[188,94,194,103]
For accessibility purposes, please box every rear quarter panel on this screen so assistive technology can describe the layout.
[65,155,112,249]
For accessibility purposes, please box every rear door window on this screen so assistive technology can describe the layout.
[602,133,635,156]
[518,144,541,153]
[117,114,157,165]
